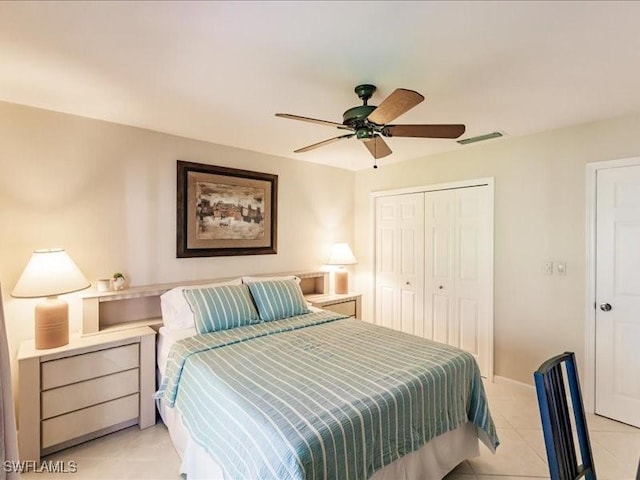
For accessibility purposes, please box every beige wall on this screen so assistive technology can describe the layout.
[4,98,640,390]
[0,101,354,367]
[354,112,640,385]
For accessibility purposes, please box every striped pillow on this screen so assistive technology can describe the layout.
[247,279,309,322]
[183,284,259,334]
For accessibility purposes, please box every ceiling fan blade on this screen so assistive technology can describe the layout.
[385,124,466,139]
[275,113,352,130]
[363,135,392,159]
[367,89,425,125]
[294,134,355,153]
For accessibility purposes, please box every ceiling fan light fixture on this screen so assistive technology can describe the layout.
[457,131,505,145]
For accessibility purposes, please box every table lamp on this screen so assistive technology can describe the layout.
[12,249,90,349]
[327,243,357,295]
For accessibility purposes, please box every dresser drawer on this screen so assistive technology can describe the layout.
[42,368,139,420]
[41,343,139,390]
[42,393,139,449]
[324,300,356,317]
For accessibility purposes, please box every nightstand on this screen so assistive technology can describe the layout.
[305,292,362,319]
[18,326,156,462]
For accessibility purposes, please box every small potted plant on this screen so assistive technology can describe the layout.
[111,272,126,291]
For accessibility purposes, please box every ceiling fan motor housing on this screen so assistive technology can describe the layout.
[342,105,376,127]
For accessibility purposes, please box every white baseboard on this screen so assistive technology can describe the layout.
[493,375,535,391]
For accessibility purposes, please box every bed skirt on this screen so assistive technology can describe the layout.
[158,398,480,480]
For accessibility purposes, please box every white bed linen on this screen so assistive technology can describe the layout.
[157,326,196,378]
[156,323,481,480]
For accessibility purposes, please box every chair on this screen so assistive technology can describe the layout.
[534,352,596,480]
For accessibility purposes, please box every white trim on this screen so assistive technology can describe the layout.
[370,177,493,198]
[584,156,640,413]
[370,177,495,381]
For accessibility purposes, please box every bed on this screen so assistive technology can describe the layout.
[154,276,499,480]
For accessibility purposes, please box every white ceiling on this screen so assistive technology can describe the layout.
[1,1,640,171]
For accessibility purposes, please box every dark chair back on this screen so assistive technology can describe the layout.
[534,352,596,480]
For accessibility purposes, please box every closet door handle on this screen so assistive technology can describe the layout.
[405,281,411,285]
[599,303,612,312]
[438,285,444,290]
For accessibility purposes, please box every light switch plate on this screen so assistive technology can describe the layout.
[543,261,553,275]
[557,262,566,275]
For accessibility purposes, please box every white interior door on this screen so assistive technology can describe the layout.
[375,193,424,335]
[424,186,492,377]
[595,165,640,427]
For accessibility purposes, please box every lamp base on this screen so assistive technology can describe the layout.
[35,297,69,349]
[334,269,349,295]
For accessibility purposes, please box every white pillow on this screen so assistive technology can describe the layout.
[160,278,242,330]
[242,275,301,284]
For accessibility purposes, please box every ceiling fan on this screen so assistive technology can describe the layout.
[276,84,465,168]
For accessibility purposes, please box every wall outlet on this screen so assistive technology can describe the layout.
[543,261,553,275]
[557,262,567,275]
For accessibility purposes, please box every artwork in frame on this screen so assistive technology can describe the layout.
[177,161,278,257]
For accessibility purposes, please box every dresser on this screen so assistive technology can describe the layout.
[18,326,156,461]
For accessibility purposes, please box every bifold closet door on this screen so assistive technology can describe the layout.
[374,193,425,335]
[424,187,491,377]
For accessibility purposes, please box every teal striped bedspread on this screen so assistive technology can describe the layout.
[156,310,499,480]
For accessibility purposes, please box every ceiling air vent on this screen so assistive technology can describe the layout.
[457,131,505,145]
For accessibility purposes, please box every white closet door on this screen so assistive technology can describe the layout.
[424,190,454,344]
[424,186,492,377]
[375,193,425,335]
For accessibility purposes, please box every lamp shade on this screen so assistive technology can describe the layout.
[12,249,90,298]
[326,243,357,266]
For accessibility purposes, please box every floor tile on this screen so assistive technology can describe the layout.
[449,460,474,474]
[587,413,640,433]
[515,428,547,463]
[477,476,548,480]
[444,474,477,480]
[468,427,549,477]
[591,431,640,480]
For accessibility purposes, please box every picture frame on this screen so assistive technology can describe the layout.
[177,161,278,257]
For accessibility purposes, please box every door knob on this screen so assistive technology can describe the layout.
[405,281,411,285]
[599,303,612,312]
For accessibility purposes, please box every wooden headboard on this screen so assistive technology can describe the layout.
[80,271,329,335]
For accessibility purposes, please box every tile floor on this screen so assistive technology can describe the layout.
[23,379,640,480]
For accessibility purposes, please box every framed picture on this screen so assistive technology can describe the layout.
[177,161,278,257]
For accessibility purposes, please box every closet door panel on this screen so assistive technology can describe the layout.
[432,294,451,344]
[425,190,454,341]
[454,188,491,376]
[375,194,424,334]
[378,286,395,330]
[375,196,398,329]
[459,297,480,355]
